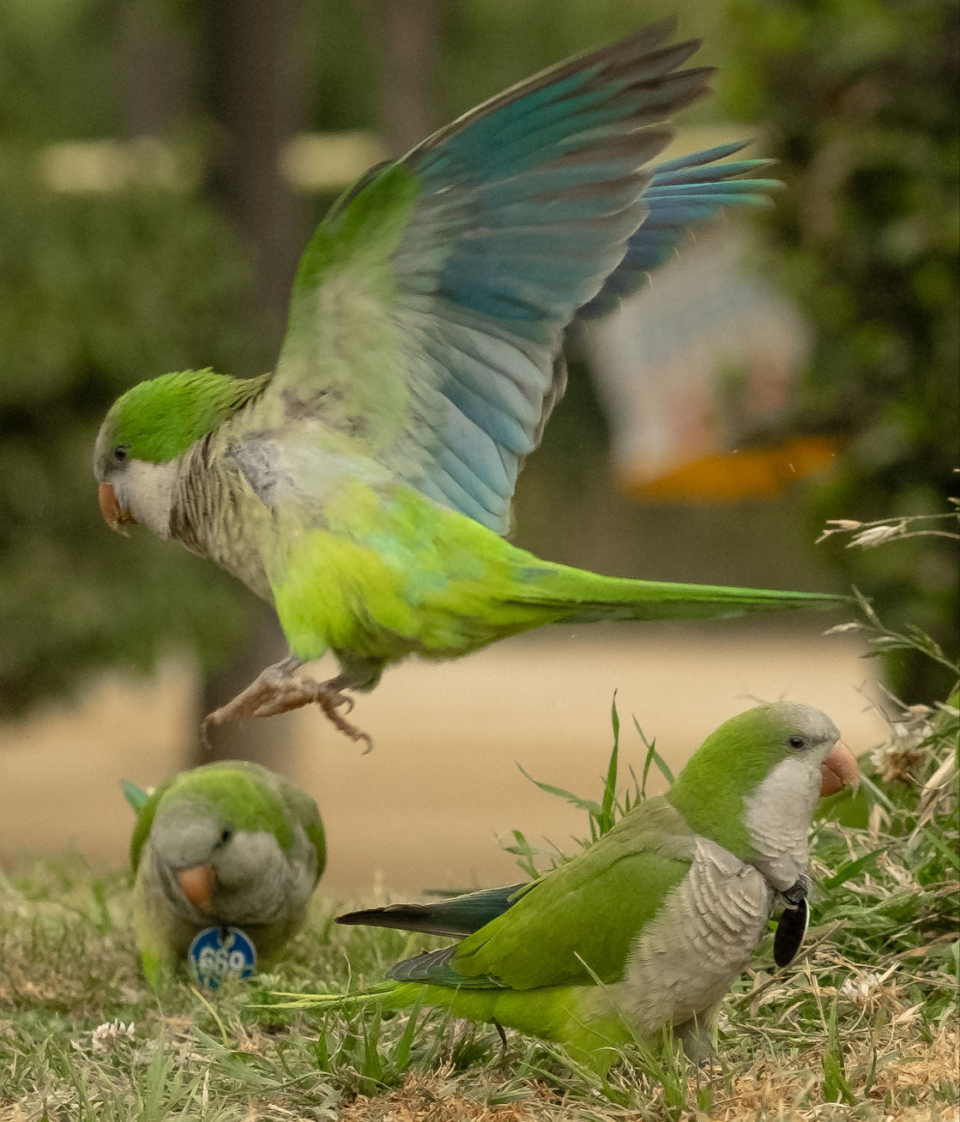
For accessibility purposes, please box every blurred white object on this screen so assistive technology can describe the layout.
[586,230,837,501]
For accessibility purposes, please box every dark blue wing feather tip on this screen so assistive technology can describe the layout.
[576,142,782,318]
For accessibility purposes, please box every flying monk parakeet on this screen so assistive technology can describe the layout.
[123,761,324,987]
[293,703,859,1073]
[94,21,843,748]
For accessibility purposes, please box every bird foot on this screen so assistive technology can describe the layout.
[202,661,373,752]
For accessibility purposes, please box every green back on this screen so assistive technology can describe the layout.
[450,798,694,989]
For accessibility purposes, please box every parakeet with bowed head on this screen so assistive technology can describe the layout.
[94,21,842,747]
[301,703,859,1072]
[124,761,324,986]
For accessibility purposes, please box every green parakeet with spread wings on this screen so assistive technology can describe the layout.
[124,761,324,986]
[295,703,859,1072]
[94,22,842,747]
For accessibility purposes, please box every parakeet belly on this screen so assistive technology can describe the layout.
[595,836,773,1034]
[268,483,566,665]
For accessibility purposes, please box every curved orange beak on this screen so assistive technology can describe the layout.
[98,481,136,533]
[177,864,216,912]
[821,740,860,797]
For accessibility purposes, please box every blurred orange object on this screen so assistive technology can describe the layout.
[587,227,840,502]
[619,435,842,502]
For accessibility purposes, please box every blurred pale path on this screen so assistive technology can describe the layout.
[0,623,887,896]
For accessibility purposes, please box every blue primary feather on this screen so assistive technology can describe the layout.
[576,143,781,318]
[383,26,709,526]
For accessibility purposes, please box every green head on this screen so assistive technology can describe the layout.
[95,369,268,472]
[93,368,269,536]
[667,702,854,864]
[132,761,304,870]
[132,760,325,926]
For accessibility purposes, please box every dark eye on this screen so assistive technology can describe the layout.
[113,446,128,463]
[219,825,234,845]
[788,735,806,750]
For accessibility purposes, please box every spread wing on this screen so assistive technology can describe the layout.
[264,21,711,532]
[387,798,696,991]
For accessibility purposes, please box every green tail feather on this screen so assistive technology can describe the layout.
[269,981,413,1013]
[521,565,847,624]
[278,980,631,1074]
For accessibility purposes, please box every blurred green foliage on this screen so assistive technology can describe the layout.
[0,0,258,715]
[2,0,956,717]
[314,0,729,136]
[722,0,960,701]
[0,0,116,140]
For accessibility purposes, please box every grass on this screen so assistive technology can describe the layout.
[1,603,957,1119]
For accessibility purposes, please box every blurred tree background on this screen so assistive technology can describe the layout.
[722,0,959,700]
[0,0,955,752]
[0,0,257,721]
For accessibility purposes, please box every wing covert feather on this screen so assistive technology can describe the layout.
[393,798,697,991]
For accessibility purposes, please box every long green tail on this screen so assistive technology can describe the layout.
[274,980,631,1074]
[269,981,412,1014]
[519,563,847,624]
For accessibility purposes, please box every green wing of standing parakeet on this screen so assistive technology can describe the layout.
[256,22,711,533]
[272,771,327,882]
[128,777,175,875]
[391,798,695,990]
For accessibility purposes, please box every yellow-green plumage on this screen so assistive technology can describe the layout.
[303,704,849,1073]
[93,24,844,729]
[271,481,838,670]
[351,981,632,1071]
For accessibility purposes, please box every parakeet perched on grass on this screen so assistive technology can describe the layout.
[94,21,843,748]
[123,761,324,986]
[295,703,859,1072]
